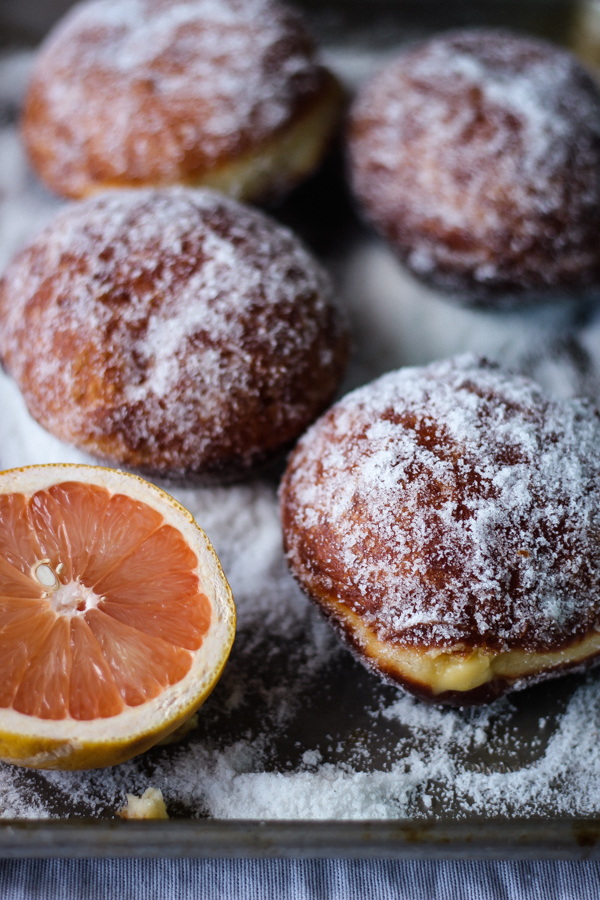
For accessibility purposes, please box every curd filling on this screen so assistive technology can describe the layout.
[329,597,600,694]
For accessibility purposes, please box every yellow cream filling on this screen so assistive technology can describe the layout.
[328,597,600,694]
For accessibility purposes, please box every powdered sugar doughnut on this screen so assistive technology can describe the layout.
[280,355,600,705]
[0,187,349,481]
[22,0,342,201]
[348,30,600,306]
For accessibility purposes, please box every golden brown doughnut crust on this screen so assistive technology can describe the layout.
[22,0,342,200]
[347,30,600,306]
[279,356,600,704]
[0,187,349,481]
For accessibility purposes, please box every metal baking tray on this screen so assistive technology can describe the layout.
[1,0,600,859]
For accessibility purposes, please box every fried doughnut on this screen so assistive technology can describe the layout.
[347,30,600,306]
[22,0,342,201]
[0,187,349,481]
[280,355,600,705]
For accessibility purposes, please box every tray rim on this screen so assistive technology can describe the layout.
[0,817,598,860]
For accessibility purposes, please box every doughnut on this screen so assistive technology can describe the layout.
[347,30,600,306]
[0,187,349,481]
[21,0,342,201]
[279,355,600,706]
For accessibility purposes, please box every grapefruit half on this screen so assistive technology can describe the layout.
[0,464,235,769]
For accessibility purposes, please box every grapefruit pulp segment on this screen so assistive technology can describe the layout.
[0,493,43,577]
[100,568,200,603]
[13,617,71,720]
[69,617,125,720]
[29,488,76,583]
[0,596,50,627]
[0,608,56,708]
[42,482,111,581]
[78,492,164,587]
[86,608,193,708]
[99,595,210,651]
[93,525,200,595]
[0,555,44,599]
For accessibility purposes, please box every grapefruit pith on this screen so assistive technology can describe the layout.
[0,464,235,769]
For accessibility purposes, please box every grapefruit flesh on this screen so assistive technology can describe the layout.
[0,465,235,769]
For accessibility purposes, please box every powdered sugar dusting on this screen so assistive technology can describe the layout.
[23,0,327,193]
[349,30,600,295]
[0,187,345,476]
[281,355,600,651]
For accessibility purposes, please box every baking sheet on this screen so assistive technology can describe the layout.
[1,0,600,858]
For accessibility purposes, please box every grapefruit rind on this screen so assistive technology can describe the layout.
[0,464,236,770]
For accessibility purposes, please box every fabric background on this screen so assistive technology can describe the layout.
[0,860,598,899]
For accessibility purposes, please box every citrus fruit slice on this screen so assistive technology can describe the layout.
[0,464,235,770]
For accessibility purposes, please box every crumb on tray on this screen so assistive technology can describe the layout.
[119,787,169,820]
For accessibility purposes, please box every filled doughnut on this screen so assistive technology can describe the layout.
[347,30,600,306]
[22,0,342,201]
[280,355,600,705]
[0,187,349,481]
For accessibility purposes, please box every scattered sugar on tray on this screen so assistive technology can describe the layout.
[174,478,334,643]
[0,145,63,276]
[0,767,50,820]
[301,749,322,768]
[329,236,585,383]
[9,673,600,819]
[0,54,65,271]
[0,371,94,470]
[449,678,600,816]
[196,764,415,819]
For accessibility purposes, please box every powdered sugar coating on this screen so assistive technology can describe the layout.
[348,30,600,302]
[280,355,600,653]
[22,0,333,197]
[0,187,348,479]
